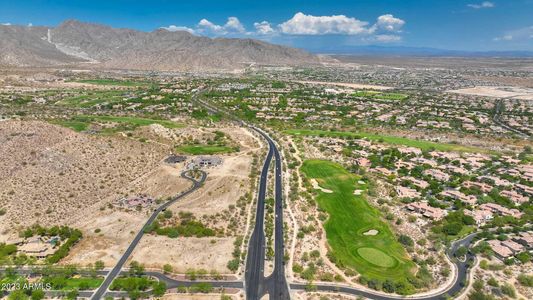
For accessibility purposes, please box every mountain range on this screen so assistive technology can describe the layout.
[0,20,319,71]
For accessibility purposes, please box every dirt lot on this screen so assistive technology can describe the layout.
[0,120,168,238]
[125,127,262,273]
[128,235,236,273]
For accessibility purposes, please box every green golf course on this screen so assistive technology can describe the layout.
[301,160,416,282]
[286,129,488,153]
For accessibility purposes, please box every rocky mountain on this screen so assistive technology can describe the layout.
[0,20,319,71]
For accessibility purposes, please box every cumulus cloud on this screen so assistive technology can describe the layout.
[467,1,495,9]
[196,17,246,35]
[254,21,275,35]
[494,25,533,41]
[279,12,370,35]
[225,17,245,33]
[161,25,195,34]
[373,14,405,32]
[160,12,405,43]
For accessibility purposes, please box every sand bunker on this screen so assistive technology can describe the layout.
[358,180,366,185]
[363,229,379,236]
[311,179,333,193]
[353,189,363,195]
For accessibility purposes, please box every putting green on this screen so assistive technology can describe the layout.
[357,247,396,268]
[301,160,415,282]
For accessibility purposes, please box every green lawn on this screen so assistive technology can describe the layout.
[285,129,488,153]
[176,145,236,155]
[43,277,104,290]
[50,115,183,132]
[76,79,151,87]
[352,91,408,100]
[301,160,415,282]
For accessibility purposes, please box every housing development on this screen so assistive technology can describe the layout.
[0,5,533,300]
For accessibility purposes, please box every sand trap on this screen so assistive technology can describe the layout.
[311,179,333,193]
[353,189,363,195]
[358,180,366,185]
[363,229,379,236]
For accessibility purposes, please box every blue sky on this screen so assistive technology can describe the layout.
[1,0,532,52]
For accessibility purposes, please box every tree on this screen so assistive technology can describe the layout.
[8,290,28,300]
[163,264,173,274]
[456,246,468,258]
[501,283,516,298]
[94,260,105,270]
[398,235,414,247]
[30,290,45,300]
[66,289,78,300]
[226,259,239,272]
[152,281,166,297]
[516,251,531,264]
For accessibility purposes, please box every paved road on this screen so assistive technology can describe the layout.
[245,127,290,300]
[90,170,207,300]
[244,127,273,299]
[290,232,478,300]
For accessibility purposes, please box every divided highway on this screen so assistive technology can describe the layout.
[245,127,290,300]
[90,170,207,300]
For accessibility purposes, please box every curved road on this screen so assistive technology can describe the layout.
[290,232,478,300]
[245,127,290,300]
[90,170,207,300]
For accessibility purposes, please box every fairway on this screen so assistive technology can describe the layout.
[176,145,236,155]
[286,129,488,153]
[301,160,415,282]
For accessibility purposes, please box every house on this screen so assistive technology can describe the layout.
[371,167,394,177]
[500,190,529,206]
[463,181,492,193]
[355,157,371,168]
[397,147,422,156]
[501,240,525,254]
[395,186,421,199]
[187,156,223,169]
[515,184,533,197]
[514,232,533,248]
[424,169,450,181]
[403,176,429,189]
[406,202,446,220]
[465,209,493,226]
[18,236,58,259]
[479,203,523,218]
[165,154,187,164]
[440,189,477,205]
[487,240,513,259]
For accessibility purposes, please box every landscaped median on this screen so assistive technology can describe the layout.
[301,160,419,294]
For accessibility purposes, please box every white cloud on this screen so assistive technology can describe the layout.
[1,22,11,26]
[254,21,275,35]
[467,1,495,9]
[494,26,533,41]
[197,18,224,34]
[277,12,405,41]
[279,12,370,35]
[373,14,405,32]
[196,17,246,35]
[161,25,195,34]
[160,13,406,43]
[225,17,245,33]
